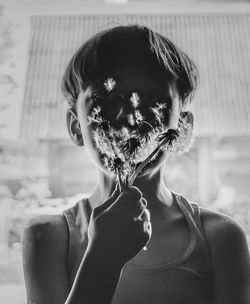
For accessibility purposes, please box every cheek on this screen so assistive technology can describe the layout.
[169,101,181,129]
[81,127,106,167]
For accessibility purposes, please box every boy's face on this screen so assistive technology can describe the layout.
[70,63,182,178]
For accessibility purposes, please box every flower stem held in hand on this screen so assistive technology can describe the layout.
[129,129,179,186]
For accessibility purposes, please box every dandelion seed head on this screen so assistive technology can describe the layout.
[121,137,141,155]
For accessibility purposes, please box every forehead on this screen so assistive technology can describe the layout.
[94,32,174,95]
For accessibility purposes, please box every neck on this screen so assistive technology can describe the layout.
[133,164,174,211]
[88,163,174,211]
[88,169,117,207]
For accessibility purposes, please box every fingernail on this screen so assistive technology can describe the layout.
[142,198,147,207]
[144,209,150,221]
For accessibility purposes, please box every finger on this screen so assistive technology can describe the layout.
[110,185,143,216]
[93,183,120,216]
[141,209,152,240]
[134,206,150,222]
[141,208,150,222]
[143,221,152,241]
[133,208,152,245]
[133,198,147,219]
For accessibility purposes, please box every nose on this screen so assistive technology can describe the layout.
[114,106,133,129]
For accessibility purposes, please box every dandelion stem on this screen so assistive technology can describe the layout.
[129,136,170,186]
[116,170,122,192]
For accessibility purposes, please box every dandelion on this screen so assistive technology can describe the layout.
[87,78,193,188]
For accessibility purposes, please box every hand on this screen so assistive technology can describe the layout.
[86,184,152,269]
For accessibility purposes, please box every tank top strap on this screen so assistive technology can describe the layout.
[174,194,214,281]
[190,202,213,269]
[164,194,198,268]
[84,198,92,222]
[62,198,91,272]
[175,194,204,241]
[191,203,203,232]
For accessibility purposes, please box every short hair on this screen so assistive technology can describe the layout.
[61,24,198,107]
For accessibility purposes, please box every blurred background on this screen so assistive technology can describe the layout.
[0,0,250,303]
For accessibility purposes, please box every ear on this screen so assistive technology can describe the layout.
[180,111,194,128]
[66,108,84,146]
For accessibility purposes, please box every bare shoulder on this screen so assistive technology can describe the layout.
[198,206,250,302]
[22,213,70,304]
[22,213,68,252]
[200,206,250,295]
[199,206,248,249]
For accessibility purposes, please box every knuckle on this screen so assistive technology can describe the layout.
[141,198,147,207]
[138,199,147,212]
[141,208,150,222]
[143,220,152,233]
[140,223,151,243]
[144,208,150,221]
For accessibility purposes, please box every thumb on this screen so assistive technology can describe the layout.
[93,183,120,217]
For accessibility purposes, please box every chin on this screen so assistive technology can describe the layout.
[134,150,169,178]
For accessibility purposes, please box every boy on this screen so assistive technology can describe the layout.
[22,25,250,304]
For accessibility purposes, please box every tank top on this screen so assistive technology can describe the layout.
[62,192,215,303]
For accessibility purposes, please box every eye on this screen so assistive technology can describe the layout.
[91,92,104,103]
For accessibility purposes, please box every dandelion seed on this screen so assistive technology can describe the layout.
[151,106,160,117]
[104,78,116,92]
[130,92,140,108]
[120,126,131,138]
[91,106,102,120]
[151,106,164,126]
[127,114,136,126]
[135,109,144,123]
[156,102,167,111]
